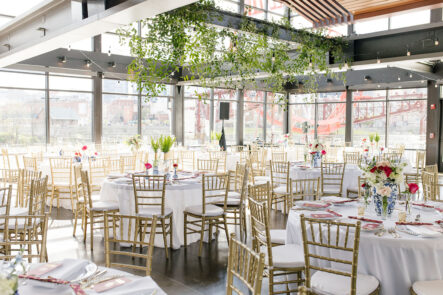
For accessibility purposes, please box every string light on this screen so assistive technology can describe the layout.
[67,45,71,51]
[377,58,381,64]
[406,49,410,56]
[107,47,112,56]
[85,60,91,68]
[397,75,401,81]
[435,38,439,46]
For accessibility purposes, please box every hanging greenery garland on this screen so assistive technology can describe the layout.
[118,0,349,104]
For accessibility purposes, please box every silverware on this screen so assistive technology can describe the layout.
[388,228,400,238]
[85,275,124,289]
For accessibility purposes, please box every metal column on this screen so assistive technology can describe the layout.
[263,92,267,142]
[45,71,50,146]
[236,89,244,145]
[345,87,352,145]
[92,35,102,144]
[209,88,214,133]
[427,80,441,166]
[172,85,185,145]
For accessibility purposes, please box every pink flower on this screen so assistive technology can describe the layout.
[364,149,369,152]
[94,152,98,156]
[321,150,326,155]
[408,183,419,194]
[144,162,152,170]
[381,147,384,151]
[74,152,78,156]
[363,138,367,142]
[82,145,87,151]
[309,144,312,147]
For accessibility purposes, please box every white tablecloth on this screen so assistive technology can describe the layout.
[100,178,205,249]
[286,203,443,295]
[18,265,166,295]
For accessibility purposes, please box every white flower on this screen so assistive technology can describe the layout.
[377,186,392,197]
[0,276,17,295]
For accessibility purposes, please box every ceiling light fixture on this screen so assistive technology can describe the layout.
[364,75,371,82]
[107,47,111,56]
[67,45,71,51]
[435,38,439,46]
[59,56,67,63]
[85,60,91,68]
[109,61,116,68]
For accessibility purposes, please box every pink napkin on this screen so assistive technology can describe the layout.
[412,203,434,209]
[362,223,381,230]
[396,222,433,226]
[311,213,335,219]
[326,209,342,217]
[94,277,132,293]
[332,199,356,204]
[19,274,86,295]
[303,203,330,208]
[348,216,383,224]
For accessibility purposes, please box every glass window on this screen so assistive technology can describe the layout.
[184,99,210,145]
[0,71,44,89]
[0,89,45,145]
[102,33,132,56]
[354,17,389,34]
[268,0,286,15]
[317,103,346,146]
[326,24,348,37]
[0,16,13,26]
[266,103,284,143]
[214,89,237,144]
[50,91,92,144]
[214,0,240,13]
[184,86,210,99]
[353,90,386,101]
[352,100,386,146]
[290,14,313,29]
[141,97,171,140]
[245,7,266,20]
[317,92,346,103]
[390,10,430,29]
[102,94,138,144]
[103,79,138,95]
[244,101,264,143]
[244,90,265,102]
[290,103,315,145]
[49,75,92,92]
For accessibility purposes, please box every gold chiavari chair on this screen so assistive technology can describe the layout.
[226,233,265,295]
[248,182,286,246]
[0,214,49,263]
[343,151,361,165]
[382,152,402,163]
[410,279,443,294]
[422,171,440,202]
[249,198,304,294]
[132,174,172,259]
[405,151,426,184]
[209,151,227,172]
[105,158,121,175]
[49,157,76,213]
[356,176,368,199]
[120,155,136,173]
[270,160,291,214]
[230,145,245,152]
[81,170,119,250]
[18,169,42,208]
[197,158,219,173]
[23,156,38,171]
[290,178,320,205]
[104,213,157,276]
[179,151,196,171]
[300,214,380,295]
[88,157,109,192]
[28,176,48,216]
[73,165,84,237]
[320,162,346,197]
[247,158,269,185]
[424,164,438,173]
[184,173,230,257]
[271,151,287,162]
[0,185,12,217]
[390,145,405,155]
[239,151,250,164]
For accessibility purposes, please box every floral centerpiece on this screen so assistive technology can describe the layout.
[308,141,326,168]
[74,152,82,163]
[360,158,406,218]
[125,135,142,152]
[173,163,178,180]
[159,135,176,161]
[361,181,371,206]
[144,162,152,175]
[0,251,25,295]
[403,183,419,215]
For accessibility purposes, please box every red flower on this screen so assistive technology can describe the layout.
[361,183,366,188]
[383,166,392,178]
[370,167,377,173]
[408,183,419,194]
[310,152,317,155]
[74,152,78,156]
[82,145,87,151]
[363,138,367,142]
[321,150,326,155]
[94,152,98,156]
[173,163,178,168]
[309,144,312,147]
[364,149,369,152]
[315,144,318,148]
[144,162,152,170]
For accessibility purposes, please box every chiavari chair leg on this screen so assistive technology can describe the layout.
[83,209,88,243]
[169,215,173,251]
[73,202,80,237]
[49,187,56,214]
[222,215,229,246]
[161,218,169,259]
[198,217,206,257]
[90,213,94,250]
[183,213,188,247]
[69,186,75,213]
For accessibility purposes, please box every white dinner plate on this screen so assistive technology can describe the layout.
[361,223,383,232]
[294,201,332,211]
[321,196,356,206]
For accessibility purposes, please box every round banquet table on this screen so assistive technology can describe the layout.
[100,176,205,249]
[18,264,166,295]
[289,164,363,197]
[286,202,443,295]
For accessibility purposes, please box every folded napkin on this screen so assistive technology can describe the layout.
[310,213,336,219]
[92,276,164,295]
[396,222,433,226]
[19,274,86,295]
[406,225,441,237]
[322,196,355,204]
[412,203,434,209]
[326,209,342,217]
[436,208,443,213]
[301,202,330,208]
[41,259,90,281]
[348,216,383,224]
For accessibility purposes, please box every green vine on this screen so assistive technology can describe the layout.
[118,0,349,104]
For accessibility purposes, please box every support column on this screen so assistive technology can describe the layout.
[209,88,214,133]
[283,93,289,135]
[137,88,142,136]
[263,92,267,142]
[92,73,103,144]
[431,8,442,23]
[345,87,352,145]
[236,89,244,145]
[45,71,50,146]
[172,85,184,145]
[427,80,441,166]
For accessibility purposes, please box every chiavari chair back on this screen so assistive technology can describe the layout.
[88,157,108,190]
[248,198,272,259]
[104,213,157,276]
[209,151,227,172]
[179,151,195,171]
[120,155,136,173]
[49,157,75,212]
[239,151,250,164]
[23,156,38,171]
[226,233,265,295]
[0,214,49,262]
[28,176,48,216]
[248,182,272,214]
[271,151,287,162]
[300,214,379,295]
[405,151,426,184]
[424,164,438,173]
[382,152,402,163]
[1,150,20,184]
[357,176,368,199]
[422,171,439,202]
[0,185,12,217]
[270,161,290,189]
[320,162,346,197]
[105,158,121,175]
[232,163,247,193]
[197,158,219,173]
[343,151,361,165]
[390,145,405,155]
[132,174,167,215]
[18,169,42,208]
[290,178,320,203]
[231,145,244,152]
[202,173,229,211]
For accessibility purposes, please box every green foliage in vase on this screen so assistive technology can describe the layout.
[118,0,349,104]
[210,131,222,141]
[125,134,142,150]
[150,137,160,153]
[159,135,176,153]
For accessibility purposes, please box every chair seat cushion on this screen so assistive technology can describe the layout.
[412,280,443,295]
[270,229,286,244]
[311,270,379,295]
[138,206,173,218]
[322,190,341,195]
[267,244,304,268]
[213,197,241,206]
[91,201,119,211]
[185,204,224,217]
[228,191,241,199]
[274,186,289,195]
[347,186,358,193]
[254,176,270,182]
